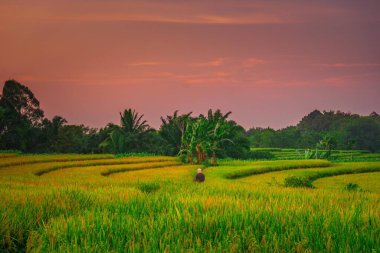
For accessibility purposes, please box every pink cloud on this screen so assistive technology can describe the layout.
[194,58,225,67]
[323,77,348,86]
[185,77,232,85]
[128,61,162,67]
[317,63,380,68]
[242,58,266,68]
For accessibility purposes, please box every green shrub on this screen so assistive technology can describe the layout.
[284,176,314,188]
[344,183,360,191]
[202,159,211,167]
[137,182,161,194]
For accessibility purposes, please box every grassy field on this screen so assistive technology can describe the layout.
[1,153,380,252]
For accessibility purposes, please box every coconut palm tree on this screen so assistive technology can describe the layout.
[120,109,150,134]
[99,109,151,153]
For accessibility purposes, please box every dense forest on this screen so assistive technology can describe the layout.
[1,80,379,159]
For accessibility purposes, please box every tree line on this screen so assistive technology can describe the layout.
[0,80,251,164]
[248,110,380,152]
[1,80,379,162]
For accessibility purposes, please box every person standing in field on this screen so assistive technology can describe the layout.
[195,168,205,182]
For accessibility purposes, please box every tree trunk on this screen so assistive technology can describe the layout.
[188,154,194,164]
[212,151,217,165]
[195,145,201,164]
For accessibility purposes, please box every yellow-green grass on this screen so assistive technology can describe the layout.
[237,163,380,189]
[109,165,199,182]
[0,153,19,158]
[314,172,380,193]
[221,159,331,179]
[0,154,115,168]
[283,162,380,187]
[100,160,180,176]
[0,156,177,187]
[1,155,380,252]
[33,156,176,176]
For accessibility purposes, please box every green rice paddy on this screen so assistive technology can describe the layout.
[1,153,379,252]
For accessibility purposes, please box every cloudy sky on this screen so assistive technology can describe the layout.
[1,0,379,129]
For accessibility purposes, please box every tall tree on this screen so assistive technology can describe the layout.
[159,111,192,155]
[179,117,210,164]
[204,109,232,165]
[340,118,380,152]
[54,125,90,153]
[99,109,153,153]
[219,122,250,159]
[179,110,249,164]
[0,80,44,150]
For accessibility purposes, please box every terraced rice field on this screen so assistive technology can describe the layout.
[251,148,380,161]
[1,153,380,252]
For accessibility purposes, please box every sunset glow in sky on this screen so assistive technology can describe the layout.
[1,0,379,129]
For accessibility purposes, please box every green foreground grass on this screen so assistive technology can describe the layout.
[0,154,379,252]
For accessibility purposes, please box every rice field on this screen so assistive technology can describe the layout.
[251,148,380,161]
[1,153,380,252]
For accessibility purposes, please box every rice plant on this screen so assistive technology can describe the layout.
[284,162,380,188]
[0,154,379,252]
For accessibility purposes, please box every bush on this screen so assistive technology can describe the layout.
[344,183,360,191]
[284,176,313,188]
[202,159,211,167]
[137,182,161,194]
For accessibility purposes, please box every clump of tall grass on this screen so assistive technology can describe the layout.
[284,176,314,188]
[344,183,361,192]
[137,181,160,193]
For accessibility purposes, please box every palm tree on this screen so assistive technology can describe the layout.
[99,109,151,153]
[206,109,231,124]
[120,109,149,134]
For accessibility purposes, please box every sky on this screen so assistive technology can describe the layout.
[0,0,379,129]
